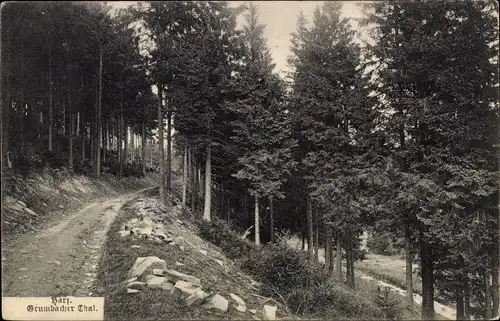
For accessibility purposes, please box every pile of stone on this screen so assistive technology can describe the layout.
[3,196,39,218]
[124,256,277,319]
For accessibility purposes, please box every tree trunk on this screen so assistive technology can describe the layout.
[456,284,465,320]
[491,213,499,317]
[182,146,188,207]
[226,188,230,222]
[314,215,319,262]
[90,119,94,165]
[20,57,24,150]
[130,129,135,162]
[2,62,11,172]
[404,219,414,309]
[149,140,153,169]
[102,122,106,164]
[96,41,103,177]
[122,123,128,169]
[269,196,274,243]
[190,149,195,211]
[118,112,123,175]
[336,232,342,281]
[48,46,53,152]
[325,226,332,272]
[194,162,200,209]
[76,112,80,136]
[200,167,205,199]
[464,277,471,320]
[420,229,435,320]
[157,85,165,204]
[254,194,260,245]
[329,231,335,273]
[142,121,146,175]
[244,193,249,228]
[307,195,314,259]
[346,237,351,286]
[187,146,192,205]
[347,230,355,288]
[307,195,314,289]
[203,145,212,221]
[80,114,85,160]
[301,231,305,251]
[166,109,172,194]
[485,270,492,319]
[220,182,225,219]
[106,121,110,150]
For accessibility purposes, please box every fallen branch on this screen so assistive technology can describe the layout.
[241,226,253,239]
[271,286,291,315]
[187,257,198,265]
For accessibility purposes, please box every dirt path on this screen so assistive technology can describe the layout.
[1,186,155,298]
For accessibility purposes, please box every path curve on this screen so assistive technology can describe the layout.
[1,186,156,297]
[286,237,456,320]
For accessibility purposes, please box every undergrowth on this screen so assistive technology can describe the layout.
[195,216,404,320]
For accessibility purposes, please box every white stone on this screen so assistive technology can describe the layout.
[202,294,229,312]
[185,289,208,306]
[171,280,198,298]
[214,259,224,266]
[127,281,146,290]
[179,245,185,251]
[131,245,141,249]
[175,261,186,267]
[162,281,175,290]
[128,256,167,280]
[235,305,247,312]
[127,288,140,294]
[164,269,201,287]
[229,293,246,307]
[152,268,164,276]
[249,309,257,315]
[198,250,208,256]
[261,305,277,320]
[174,236,185,244]
[146,276,168,289]
[134,226,153,236]
[24,208,38,216]
[119,230,130,237]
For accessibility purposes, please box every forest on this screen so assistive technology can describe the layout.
[1,1,499,320]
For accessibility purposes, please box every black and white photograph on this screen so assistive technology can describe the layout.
[1,1,499,320]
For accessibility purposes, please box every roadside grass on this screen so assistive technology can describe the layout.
[93,200,188,320]
[94,197,266,320]
[355,263,424,295]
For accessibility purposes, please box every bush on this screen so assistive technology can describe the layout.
[41,151,66,169]
[367,234,401,256]
[287,281,384,319]
[241,243,328,295]
[197,217,258,260]
[196,220,393,320]
[373,286,402,320]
